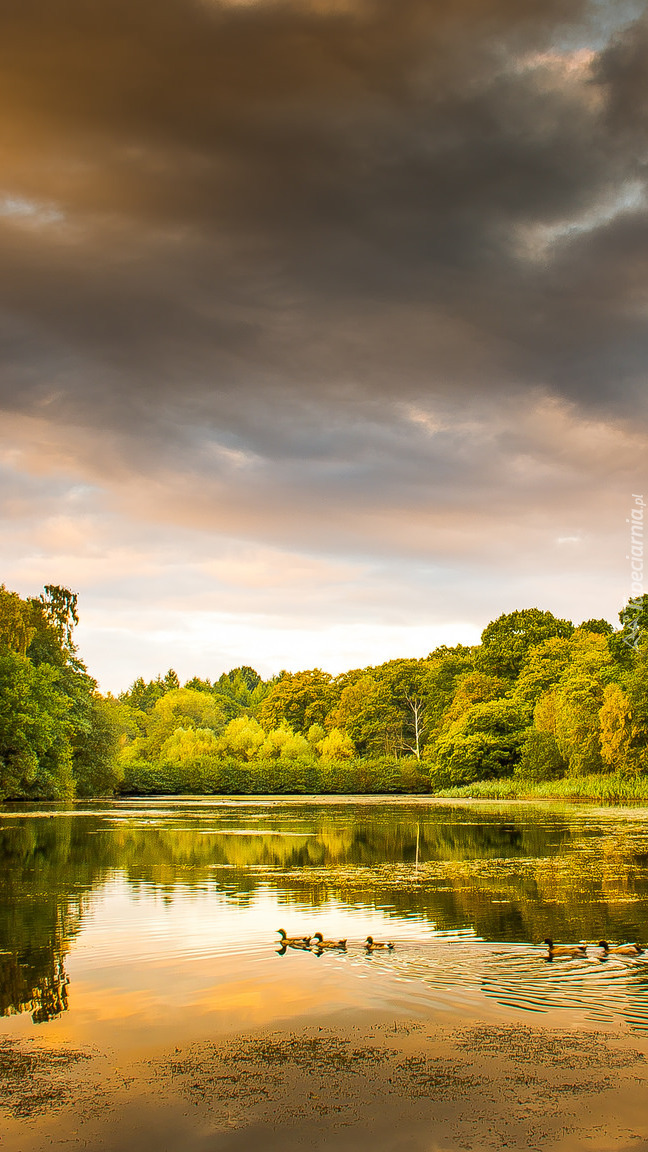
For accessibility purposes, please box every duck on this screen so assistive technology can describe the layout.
[277,929,311,947]
[364,936,394,951]
[543,937,587,959]
[311,932,347,950]
[598,940,644,956]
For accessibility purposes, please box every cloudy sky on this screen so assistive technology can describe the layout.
[2,0,648,692]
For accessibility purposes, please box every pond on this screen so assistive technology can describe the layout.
[2,795,648,1048]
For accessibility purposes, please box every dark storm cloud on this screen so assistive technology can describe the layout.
[1,0,647,432]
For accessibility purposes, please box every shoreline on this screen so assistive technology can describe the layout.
[4,789,648,811]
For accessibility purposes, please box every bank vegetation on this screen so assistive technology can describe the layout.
[1,584,647,801]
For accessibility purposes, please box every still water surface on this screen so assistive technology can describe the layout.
[2,796,648,1047]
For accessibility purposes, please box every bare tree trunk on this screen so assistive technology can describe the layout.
[403,694,425,760]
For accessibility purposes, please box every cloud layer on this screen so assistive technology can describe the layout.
[2,0,647,689]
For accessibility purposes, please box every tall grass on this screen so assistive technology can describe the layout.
[434,774,648,804]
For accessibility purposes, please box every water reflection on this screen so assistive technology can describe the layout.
[1,799,648,1029]
[481,946,648,1030]
[0,951,69,1024]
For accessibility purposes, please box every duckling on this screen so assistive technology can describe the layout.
[311,932,347,950]
[598,940,644,956]
[277,929,311,947]
[364,936,394,951]
[543,937,587,960]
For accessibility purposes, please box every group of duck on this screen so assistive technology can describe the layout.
[277,930,644,959]
[544,938,644,960]
[277,929,392,953]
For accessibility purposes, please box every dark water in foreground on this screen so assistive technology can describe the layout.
[2,796,648,1044]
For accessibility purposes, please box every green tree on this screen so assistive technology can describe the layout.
[73,696,125,797]
[534,689,558,737]
[512,636,573,712]
[442,671,506,725]
[620,636,648,773]
[129,688,229,760]
[423,646,475,735]
[220,666,262,692]
[37,585,79,652]
[119,669,179,714]
[217,716,266,761]
[307,723,326,748]
[579,618,614,636]
[258,670,333,734]
[478,608,574,680]
[184,676,212,692]
[259,724,313,761]
[160,727,220,765]
[0,650,74,799]
[0,585,35,655]
[13,583,112,798]
[327,672,403,756]
[516,729,565,781]
[431,699,527,787]
[211,667,270,718]
[553,632,612,775]
[377,659,435,760]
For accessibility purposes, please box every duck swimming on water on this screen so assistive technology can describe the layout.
[277,929,311,947]
[598,940,644,956]
[364,936,394,951]
[543,938,587,959]
[312,933,347,950]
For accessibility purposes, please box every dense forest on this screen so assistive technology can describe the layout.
[1,582,647,799]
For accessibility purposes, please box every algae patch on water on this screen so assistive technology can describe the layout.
[0,1040,91,1117]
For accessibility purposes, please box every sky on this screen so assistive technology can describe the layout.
[2,0,648,693]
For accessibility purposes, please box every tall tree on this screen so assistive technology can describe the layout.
[0,585,35,656]
[478,608,574,680]
[553,632,612,776]
[599,683,633,774]
[327,672,403,757]
[0,651,74,800]
[258,670,334,734]
[431,700,527,787]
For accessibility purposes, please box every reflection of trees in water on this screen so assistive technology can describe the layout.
[0,814,111,1022]
[110,806,583,881]
[31,959,69,1024]
[2,803,648,1015]
[0,950,70,1023]
[113,807,648,946]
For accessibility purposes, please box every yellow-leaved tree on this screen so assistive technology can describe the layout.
[317,727,354,761]
[553,632,611,775]
[259,724,312,761]
[161,727,220,766]
[217,716,265,761]
[599,683,633,774]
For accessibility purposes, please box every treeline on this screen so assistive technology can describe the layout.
[1,584,647,799]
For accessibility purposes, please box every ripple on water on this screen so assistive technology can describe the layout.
[297,938,648,1029]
